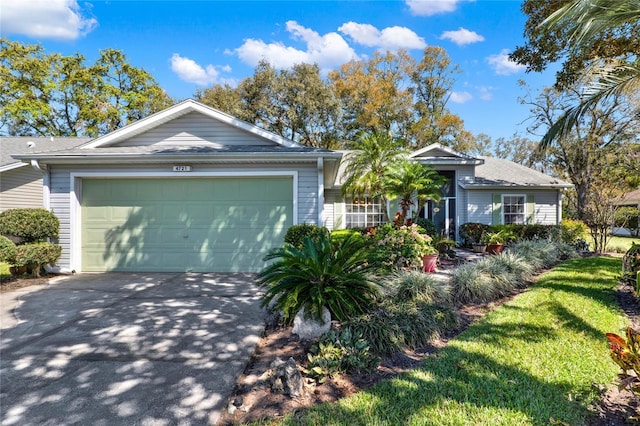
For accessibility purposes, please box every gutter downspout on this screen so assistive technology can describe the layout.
[30,159,50,210]
[317,157,324,226]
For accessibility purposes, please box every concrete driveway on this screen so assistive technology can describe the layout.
[0,273,265,425]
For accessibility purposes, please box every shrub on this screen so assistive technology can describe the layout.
[304,328,380,381]
[284,224,329,249]
[0,208,59,242]
[450,263,500,305]
[331,229,366,246]
[0,235,17,263]
[485,252,535,285]
[369,224,435,272]
[342,310,405,355]
[605,328,640,405]
[14,242,62,276]
[258,232,379,324]
[415,217,436,237]
[392,270,450,304]
[622,243,640,285]
[459,222,491,246]
[614,207,640,236]
[560,219,588,245]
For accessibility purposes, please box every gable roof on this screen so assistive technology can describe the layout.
[1,137,90,172]
[81,99,303,149]
[460,156,572,189]
[614,188,640,206]
[409,143,483,166]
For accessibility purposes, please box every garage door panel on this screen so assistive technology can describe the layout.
[81,177,293,272]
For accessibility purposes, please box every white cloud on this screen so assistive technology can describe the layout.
[339,22,426,51]
[0,0,97,40]
[235,21,358,70]
[450,91,472,103]
[440,28,484,46]
[170,54,230,86]
[487,49,526,75]
[477,86,494,101]
[406,0,460,16]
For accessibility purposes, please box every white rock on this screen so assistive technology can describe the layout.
[292,306,331,340]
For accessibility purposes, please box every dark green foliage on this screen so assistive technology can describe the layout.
[14,243,62,276]
[500,224,555,241]
[304,328,380,380]
[258,232,379,324]
[415,217,436,237]
[344,300,458,356]
[615,207,640,236]
[0,208,59,242]
[0,235,17,263]
[459,222,491,246]
[284,224,330,249]
[622,243,640,285]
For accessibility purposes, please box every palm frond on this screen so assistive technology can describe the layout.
[540,64,640,148]
[542,0,640,52]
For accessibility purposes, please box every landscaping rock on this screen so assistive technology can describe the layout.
[269,357,303,397]
[292,306,331,340]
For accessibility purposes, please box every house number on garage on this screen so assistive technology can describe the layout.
[172,165,192,172]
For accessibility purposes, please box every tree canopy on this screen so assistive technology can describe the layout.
[197,47,470,150]
[0,38,172,137]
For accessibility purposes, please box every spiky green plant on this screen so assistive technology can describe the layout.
[258,232,380,324]
[392,270,450,304]
[450,263,497,305]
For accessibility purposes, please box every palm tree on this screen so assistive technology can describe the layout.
[341,132,407,222]
[539,0,640,147]
[383,160,445,224]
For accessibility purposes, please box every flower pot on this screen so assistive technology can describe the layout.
[486,243,504,255]
[9,265,27,276]
[472,243,487,253]
[422,254,439,273]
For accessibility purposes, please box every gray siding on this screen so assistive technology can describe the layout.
[466,189,561,225]
[49,162,319,271]
[0,166,43,211]
[119,112,273,147]
[323,189,340,230]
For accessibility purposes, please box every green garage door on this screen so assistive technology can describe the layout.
[81,177,293,272]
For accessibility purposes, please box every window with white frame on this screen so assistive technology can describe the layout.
[345,196,385,228]
[503,195,526,224]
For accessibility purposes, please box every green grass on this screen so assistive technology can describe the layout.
[278,256,628,425]
[0,261,10,281]
[604,235,640,253]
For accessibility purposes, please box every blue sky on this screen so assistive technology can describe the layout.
[1,0,560,142]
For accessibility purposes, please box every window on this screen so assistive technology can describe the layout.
[345,197,385,228]
[503,195,526,224]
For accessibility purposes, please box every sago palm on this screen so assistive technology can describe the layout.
[342,132,407,222]
[258,232,379,324]
[539,0,640,147]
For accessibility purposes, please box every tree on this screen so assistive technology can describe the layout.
[341,133,407,222]
[521,81,640,220]
[197,61,342,148]
[329,48,469,149]
[0,39,172,137]
[512,0,640,146]
[511,0,640,89]
[383,160,445,223]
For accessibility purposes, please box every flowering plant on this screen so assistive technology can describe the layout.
[369,224,436,270]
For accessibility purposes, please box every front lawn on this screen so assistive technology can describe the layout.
[280,256,628,425]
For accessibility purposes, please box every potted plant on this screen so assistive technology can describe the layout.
[421,244,439,273]
[483,230,515,255]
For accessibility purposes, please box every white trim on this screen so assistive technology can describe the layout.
[317,157,324,226]
[69,170,299,272]
[0,162,26,173]
[501,193,527,225]
[43,170,51,210]
[82,99,303,149]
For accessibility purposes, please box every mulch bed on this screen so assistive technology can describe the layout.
[0,273,58,293]
[219,263,640,426]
